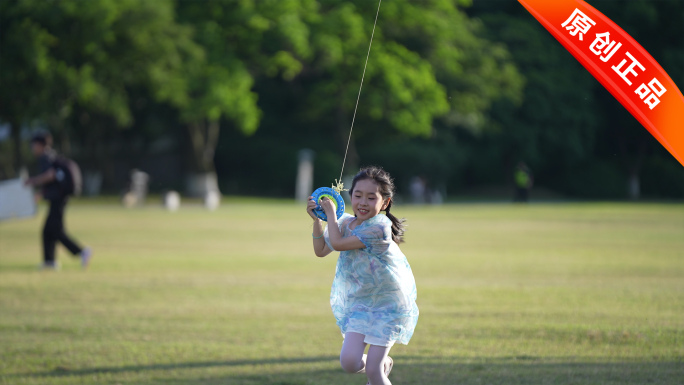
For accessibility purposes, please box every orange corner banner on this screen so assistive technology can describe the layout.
[518,0,684,166]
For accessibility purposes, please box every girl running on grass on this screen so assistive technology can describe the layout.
[307,166,419,385]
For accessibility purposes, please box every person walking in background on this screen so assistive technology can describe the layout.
[306,166,419,385]
[25,132,92,270]
[514,161,534,203]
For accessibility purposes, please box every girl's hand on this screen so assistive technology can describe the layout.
[319,197,336,218]
[306,196,320,220]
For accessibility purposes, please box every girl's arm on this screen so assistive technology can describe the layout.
[307,197,332,257]
[320,198,365,251]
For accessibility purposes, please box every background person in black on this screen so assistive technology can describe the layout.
[25,132,92,270]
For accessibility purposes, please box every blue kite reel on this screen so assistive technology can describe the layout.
[311,187,345,222]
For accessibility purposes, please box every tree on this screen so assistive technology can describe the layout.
[465,0,684,199]
[468,2,601,188]
[251,0,523,181]
[0,0,199,175]
[590,0,684,199]
[302,0,522,171]
[175,0,316,195]
[205,0,523,195]
[2,0,526,196]
[0,0,56,174]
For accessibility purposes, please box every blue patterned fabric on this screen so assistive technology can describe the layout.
[324,213,419,345]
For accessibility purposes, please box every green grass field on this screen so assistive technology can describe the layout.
[1,199,683,385]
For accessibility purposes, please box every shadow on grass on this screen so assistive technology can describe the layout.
[12,356,339,378]
[9,356,684,385]
[394,359,684,385]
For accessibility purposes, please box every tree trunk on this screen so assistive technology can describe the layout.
[187,119,221,173]
[627,172,640,200]
[185,172,220,198]
[616,123,647,201]
[11,120,22,177]
[60,129,72,157]
[185,119,221,197]
[624,144,646,200]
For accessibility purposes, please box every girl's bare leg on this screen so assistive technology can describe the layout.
[366,344,392,385]
[339,332,367,373]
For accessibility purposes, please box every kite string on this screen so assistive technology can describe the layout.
[334,0,382,194]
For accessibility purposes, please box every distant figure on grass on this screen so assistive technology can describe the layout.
[307,166,419,385]
[514,161,534,203]
[25,132,92,270]
[409,175,426,204]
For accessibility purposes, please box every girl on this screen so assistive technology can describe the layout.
[307,166,419,385]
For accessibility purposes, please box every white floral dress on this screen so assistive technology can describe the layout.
[324,213,419,346]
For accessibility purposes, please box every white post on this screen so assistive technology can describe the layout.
[164,191,181,212]
[205,190,220,211]
[295,149,315,202]
[124,169,149,207]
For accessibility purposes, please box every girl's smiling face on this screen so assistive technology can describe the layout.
[351,179,389,222]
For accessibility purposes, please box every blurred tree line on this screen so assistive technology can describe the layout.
[1,0,682,199]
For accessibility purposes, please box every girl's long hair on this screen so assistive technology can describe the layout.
[350,166,406,243]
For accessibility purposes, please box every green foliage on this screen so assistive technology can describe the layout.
[589,0,684,184]
[299,0,522,139]
[7,0,680,198]
[203,0,523,191]
[382,0,524,133]
[175,0,320,133]
[463,0,684,198]
[173,0,324,173]
[0,0,199,128]
[474,11,599,166]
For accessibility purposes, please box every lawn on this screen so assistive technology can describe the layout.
[1,199,683,384]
